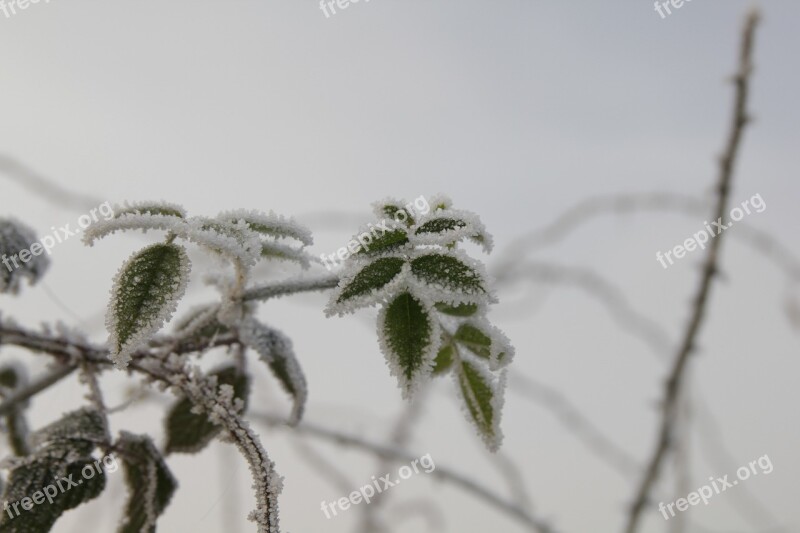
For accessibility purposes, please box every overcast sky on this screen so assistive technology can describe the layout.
[1,1,799,532]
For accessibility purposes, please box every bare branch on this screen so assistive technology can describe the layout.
[624,10,760,533]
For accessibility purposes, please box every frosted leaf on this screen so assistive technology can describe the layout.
[218,209,313,246]
[31,407,108,452]
[371,200,418,227]
[454,318,514,370]
[371,197,413,222]
[117,431,178,533]
[112,201,187,219]
[351,227,410,257]
[183,217,263,271]
[454,356,505,452]
[427,193,453,212]
[239,317,308,425]
[408,249,491,305]
[377,291,440,399]
[260,241,313,269]
[164,365,250,454]
[106,243,191,369]
[82,212,189,246]
[432,342,455,375]
[325,257,410,317]
[409,208,494,253]
[0,454,106,531]
[0,217,50,294]
[434,302,480,317]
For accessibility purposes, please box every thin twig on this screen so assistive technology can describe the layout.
[623,10,760,533]
[243,274,339,302]
[0,153,103,211]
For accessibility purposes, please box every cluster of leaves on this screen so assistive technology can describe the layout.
[325,196,514,451]
[0,400,176,533]
[0,195,514,531]
[83,201,313,370]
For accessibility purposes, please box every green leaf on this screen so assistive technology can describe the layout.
[380,292,438,397]
[434,302,479,317]
[454,323,492,359]
[220,211,313,246]
[337,257,405,304]
[0,455,106,532]
[264,349,305,425]
[117,432,177,533]
[355,229,409,256]
[410,253,485,295]
[456,359,503,451]
[239,319,307,425]
[164,365,250,454]
[382,205,415,227]
[260,242,311,268]
[414,217,467,235]
[432,343,454,375]
[32,408,108,454]
[453,321,513,369]
[107,243,191,368]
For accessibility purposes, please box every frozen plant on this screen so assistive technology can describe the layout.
[325,196,513,451]
[0,197,514,532]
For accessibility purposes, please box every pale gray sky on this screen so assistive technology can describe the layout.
[1,1,799,532]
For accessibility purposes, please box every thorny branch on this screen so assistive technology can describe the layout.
[624,10,760,533]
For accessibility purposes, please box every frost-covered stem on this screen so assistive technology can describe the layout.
[0,364,77,417]
[243,274,339,302]
[133,361,281,533]
[231,259,248,300]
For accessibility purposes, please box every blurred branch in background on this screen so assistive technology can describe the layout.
[625,10,760,533]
